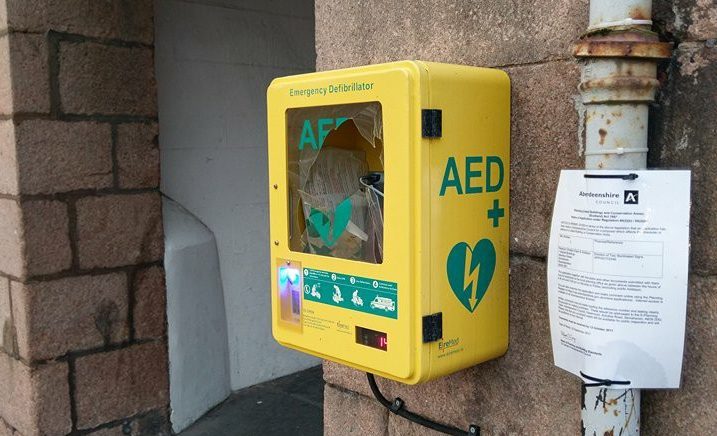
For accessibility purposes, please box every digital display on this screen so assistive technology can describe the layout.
[356,326,388,351]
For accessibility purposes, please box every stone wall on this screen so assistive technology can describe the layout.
[315,1,717,434]
[0,1,168,435]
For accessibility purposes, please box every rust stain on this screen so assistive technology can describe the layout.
[574,38,671,59]
[606,119,612,125]
[599,128,608,145]
[604,430,615,436]
[629,6,650,21]
[581,77,658,93]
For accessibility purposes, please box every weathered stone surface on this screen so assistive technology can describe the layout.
[0,33,50,114]
[15,120,112,195]
[59,42,156,116]
[74,342,169,429]
[0,354,71,436]
[651,43,717,275]
[10,274,128,361]
[133,266,166,340]
[504,61,583,257]
[0,418,15,436]
[324,385,388,436]
[5,0,154,44]
[642,275,717,435]
[655,0,717,42]
[0,199,23,278]
[84,410,171,436]
[116,123,160,189]
[76,193,163,269]
[0,36,10,115]
[315,0,587,71]
[21,200,71,277]
[0,120,18,195]
[323,361,374,398]
[0,279,12,355]
[326,257,581,434]
[388,414,443,436]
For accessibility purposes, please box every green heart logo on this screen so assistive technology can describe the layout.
[446,239,496,313]
[307,197,352,247]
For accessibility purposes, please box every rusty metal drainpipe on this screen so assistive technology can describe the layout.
[573,0,671,434]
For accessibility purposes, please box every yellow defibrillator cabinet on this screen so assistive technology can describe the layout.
[268,61,510,384]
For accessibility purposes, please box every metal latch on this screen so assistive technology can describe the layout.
[422,312,443,343]
[421,109,442,138]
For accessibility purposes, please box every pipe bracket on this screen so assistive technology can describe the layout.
[584,147,649,156]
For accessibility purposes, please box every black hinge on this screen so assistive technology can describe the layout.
[421,109,442,138]
[422,312,443,343]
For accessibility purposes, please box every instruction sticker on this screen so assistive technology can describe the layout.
[547,170,691,388]
[303,268,398,319]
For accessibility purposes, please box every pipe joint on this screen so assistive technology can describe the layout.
[579,76,659,103]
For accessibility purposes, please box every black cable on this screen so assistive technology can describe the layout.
[366,373,479,436]
[580,371,631,388]
[583,173,638,180]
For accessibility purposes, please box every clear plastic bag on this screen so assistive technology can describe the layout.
[286,102,384,263]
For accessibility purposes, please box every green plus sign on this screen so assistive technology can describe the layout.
[487,199,504,227]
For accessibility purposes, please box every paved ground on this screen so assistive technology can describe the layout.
[179,366,324,436]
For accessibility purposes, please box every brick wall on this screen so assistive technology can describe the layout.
[0,1,168,435]
[315,0,717,435]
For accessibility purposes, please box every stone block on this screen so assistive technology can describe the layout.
[0,354,71,436]
[323,361,374,398]
[116,123,159,189]
[133,266,166,340]
[10,273,128,361]
[324,385,388,436]
[74,342,169,429]
[2,33,50,114]
[651,43,717,275]
[642,275,717,434]
[0,36,10,115]
[0,198,23,278]
[388,415,443,436]
[21,200,71,277]
[5,0,154,44]
[15,120,112,195]
[0,33,47,115]
[0,278,13,355]
[0,120,18,195]
[76,193,163,269]
[655,0,717,42]
[59,41,156,116]
[315,0,587,71]
[84,410,170,436]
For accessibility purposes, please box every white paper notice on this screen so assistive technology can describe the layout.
[548,170,691,388]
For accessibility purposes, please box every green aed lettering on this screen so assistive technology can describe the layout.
[439,155,504,196]
[298,117,348,150]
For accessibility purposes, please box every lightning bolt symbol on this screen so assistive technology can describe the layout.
[463,248,480,309]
